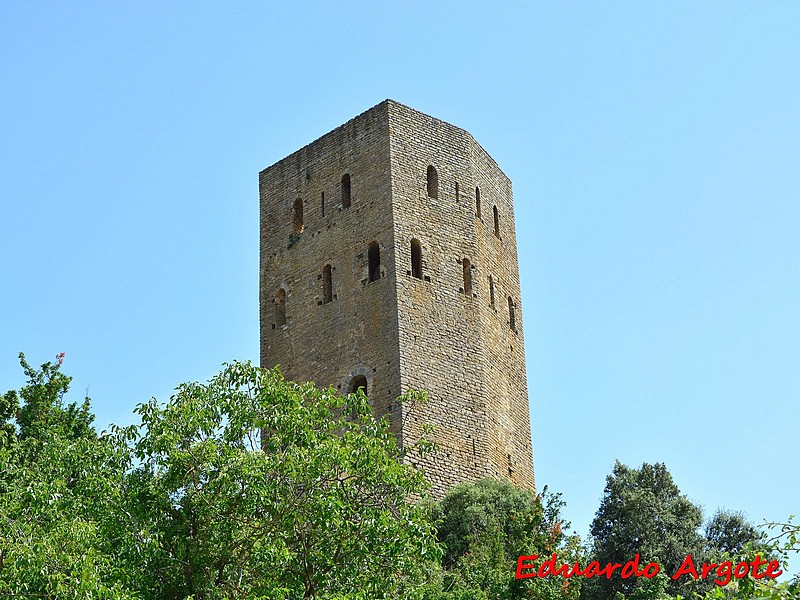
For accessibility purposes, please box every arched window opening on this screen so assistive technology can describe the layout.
[475,187,481,218]
[323,264,332,304]
[368,241,380,283]
[341,173,351,208]
[508,296,516,331]
[426,165,438,199]
[462,258,472,295]
[489,275,496,308]
[455,181,459,202]
[292,198,304,234]
[493,205,501,238]
[349,375,368,395]
[411,239,423,280]
[275,289,286,326]
[321,191,325,218]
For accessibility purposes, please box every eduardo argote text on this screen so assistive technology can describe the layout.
[516,553,783,587]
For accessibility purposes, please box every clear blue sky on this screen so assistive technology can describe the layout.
[2,0,797,574]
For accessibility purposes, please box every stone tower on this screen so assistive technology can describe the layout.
[259,100,534,496]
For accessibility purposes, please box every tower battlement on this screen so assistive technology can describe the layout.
[259,100,534,496]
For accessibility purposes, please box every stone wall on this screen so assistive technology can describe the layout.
[259,102,401,422]
[259,100,534,496]
[387,101,534,493]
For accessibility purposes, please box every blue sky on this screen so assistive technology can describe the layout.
[2,0,797,575]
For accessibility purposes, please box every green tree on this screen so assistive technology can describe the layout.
[705,510,763,556]
[0,353,136,599]
[1,356,442,599]
[701,518,800,600]
[583,461,708,600]
[116,360,440,599]
[422,478,583,600]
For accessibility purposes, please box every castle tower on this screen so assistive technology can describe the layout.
[259,100,534,496]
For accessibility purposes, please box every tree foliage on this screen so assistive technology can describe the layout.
[584,461,708,599]
[0,356,441,599]
[2,352,94,448]
[697,518,800,600]
[116,361,439,599]
[0,353,133,598]
[7,355,788,600]
[582,462,792,600]
[423,479,583,600]
[704,510,764,556]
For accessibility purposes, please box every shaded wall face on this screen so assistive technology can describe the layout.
[259,104,402,425]
[388,103,534,495]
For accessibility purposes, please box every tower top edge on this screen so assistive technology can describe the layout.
[258,99,506,180]
[259,100,391,175]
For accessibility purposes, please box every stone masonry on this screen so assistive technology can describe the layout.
[259,100,534,497]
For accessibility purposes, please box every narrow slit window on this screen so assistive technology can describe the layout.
[489,275,495,308]
[341,173,351,208]
[493,205,500,238]
[455,181,459,202]
[292,198,304,233]
[411,239,423,280]
[475,187,481,218]
[323,264,332,303]
[321,191,325,218]
[508,296,516,331]
[275,289,286,326]
[426,165,438,199]
[462,258,472,295]
[368,242,380,282]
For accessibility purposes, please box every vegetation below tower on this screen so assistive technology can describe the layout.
[0,354,796,599]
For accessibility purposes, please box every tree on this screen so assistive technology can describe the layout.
[705,510,763,556]
[1,352,95,449]
[116,360,440,599]
[583,461,708,599]
[699,518,800,600]
[423,478,583,600]
[1,356,442,599]
[0,353,135,599]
